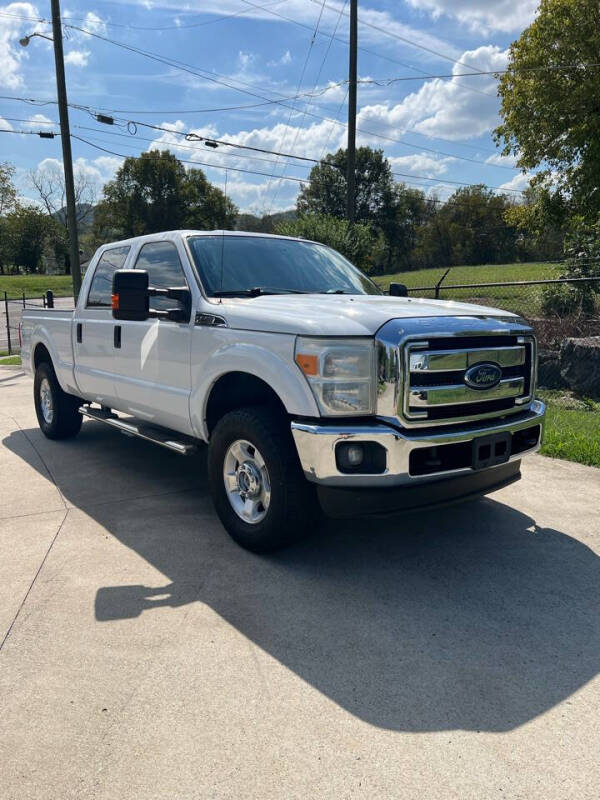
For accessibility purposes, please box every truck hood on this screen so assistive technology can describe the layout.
[214,294,518,336]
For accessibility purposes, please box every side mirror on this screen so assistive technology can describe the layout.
[112,270,192,323]
[389,282,408,297]
[112,270,149,321]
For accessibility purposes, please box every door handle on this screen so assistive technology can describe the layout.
[76,323,82,343]
[114,325,122,349]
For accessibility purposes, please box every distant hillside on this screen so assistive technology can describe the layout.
[52,203,95,234]
[235,209,296,233]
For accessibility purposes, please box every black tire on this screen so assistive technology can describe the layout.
[208,406,320,553]
[34,361,83,440]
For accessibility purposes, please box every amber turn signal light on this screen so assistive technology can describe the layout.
[111,293,119,310]
[295,353,318,376]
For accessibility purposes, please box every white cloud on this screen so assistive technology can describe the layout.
[82,11,107,35]
[238,50,255,70]
[499,172,532,192]
[486,152,519,167]
[268,50,292,67]
[64,49,90,66]
[0,2,44,89]
[355,45,509,144]
[388,153,455,177]
[25,113,53,128]
[405,0,538,34]
[0,115,14,131]
[34,155,122,197]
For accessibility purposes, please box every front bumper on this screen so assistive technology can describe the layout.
[291,399,545,488]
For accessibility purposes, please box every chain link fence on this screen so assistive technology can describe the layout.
[3,277,599,400]
[1,291,71,357]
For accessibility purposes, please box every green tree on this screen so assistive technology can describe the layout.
[0,205,63,273]
[275,213,375,272]
[94,150,237,240]
[414,186,518,267]
[495,0,600,219]
[0,161,17,217]
[297,147,395,228]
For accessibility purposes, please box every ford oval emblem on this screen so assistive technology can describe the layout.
[464,362,502,390]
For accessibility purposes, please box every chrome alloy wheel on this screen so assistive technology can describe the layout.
[223,439,271,524]
[39,377,54,424]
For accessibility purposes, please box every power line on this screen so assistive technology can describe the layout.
[240,0,494,99]
[268,0,332,212]
[54,27,519,170]
[0,0,294,32]
[305,0,481,72]
[72,119,526,194]
[263,0,327,212]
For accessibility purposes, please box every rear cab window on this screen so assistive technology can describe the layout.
[86,246,131,308]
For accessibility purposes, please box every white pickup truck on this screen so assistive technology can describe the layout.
[22,230,545,551]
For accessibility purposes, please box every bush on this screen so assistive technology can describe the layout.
[541,283,597,316]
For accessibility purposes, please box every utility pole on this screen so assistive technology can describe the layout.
[50,0,81,300]
[346,0,358,222]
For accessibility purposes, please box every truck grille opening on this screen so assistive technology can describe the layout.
[401,335,535,426]
[409,424,541,476]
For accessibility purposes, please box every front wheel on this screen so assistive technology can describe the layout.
[208,406,320,553]
[34,361,83,439]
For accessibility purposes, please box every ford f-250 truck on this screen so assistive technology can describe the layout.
[21,230,545,552]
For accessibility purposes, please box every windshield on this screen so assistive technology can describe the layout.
[188,235,381,297]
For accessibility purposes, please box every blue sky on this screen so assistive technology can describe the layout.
[0,0,539,214]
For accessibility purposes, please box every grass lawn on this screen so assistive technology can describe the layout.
[539,390,600,467]
[0,355,22,366]
[374,262,565,317]
[0,275,74,299]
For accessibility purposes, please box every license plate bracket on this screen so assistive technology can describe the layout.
[472,432,511,470]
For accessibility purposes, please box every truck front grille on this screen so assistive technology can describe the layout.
[400,335,535,426]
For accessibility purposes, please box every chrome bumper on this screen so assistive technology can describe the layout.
[291,400,545,487]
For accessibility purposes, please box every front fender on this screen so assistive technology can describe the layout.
[189,328,319,440]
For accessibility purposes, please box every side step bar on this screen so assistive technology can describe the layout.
[79,406,198,455]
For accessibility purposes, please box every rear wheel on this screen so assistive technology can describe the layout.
[208,406,320,553]
[34,361,83,439]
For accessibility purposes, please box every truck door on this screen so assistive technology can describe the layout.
[112,240,193,435]
[73,245,131,406]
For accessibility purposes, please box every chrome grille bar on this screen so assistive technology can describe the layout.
[409,377,525,408]
[409,345,525,373]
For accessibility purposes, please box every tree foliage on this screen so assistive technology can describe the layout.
[495,0,600,219]
[0,205,65,274]
[0,161,17,216]
[275,214,375,271]
[93,150,238,241]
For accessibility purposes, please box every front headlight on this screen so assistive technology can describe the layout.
[295,337,376,416]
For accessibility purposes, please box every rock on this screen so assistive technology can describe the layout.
[559,336,600,397]
[537,350,567,389]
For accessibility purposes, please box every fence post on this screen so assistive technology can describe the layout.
[435,268,451,299]
[3,291,11,355]
[46,290,54,309]
[22,291,26,308]
[42,294,46,308]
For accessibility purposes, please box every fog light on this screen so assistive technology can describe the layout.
[335,441,387,474]
[337,443,365,470]
[346,445,364,466]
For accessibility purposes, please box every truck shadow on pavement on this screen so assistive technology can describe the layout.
[4,420,599,733]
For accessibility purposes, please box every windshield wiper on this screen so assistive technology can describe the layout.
[211,287,308,298]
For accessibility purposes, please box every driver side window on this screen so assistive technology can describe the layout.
[134,241,188,311]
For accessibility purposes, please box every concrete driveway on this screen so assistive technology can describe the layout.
[1,369,598,799]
